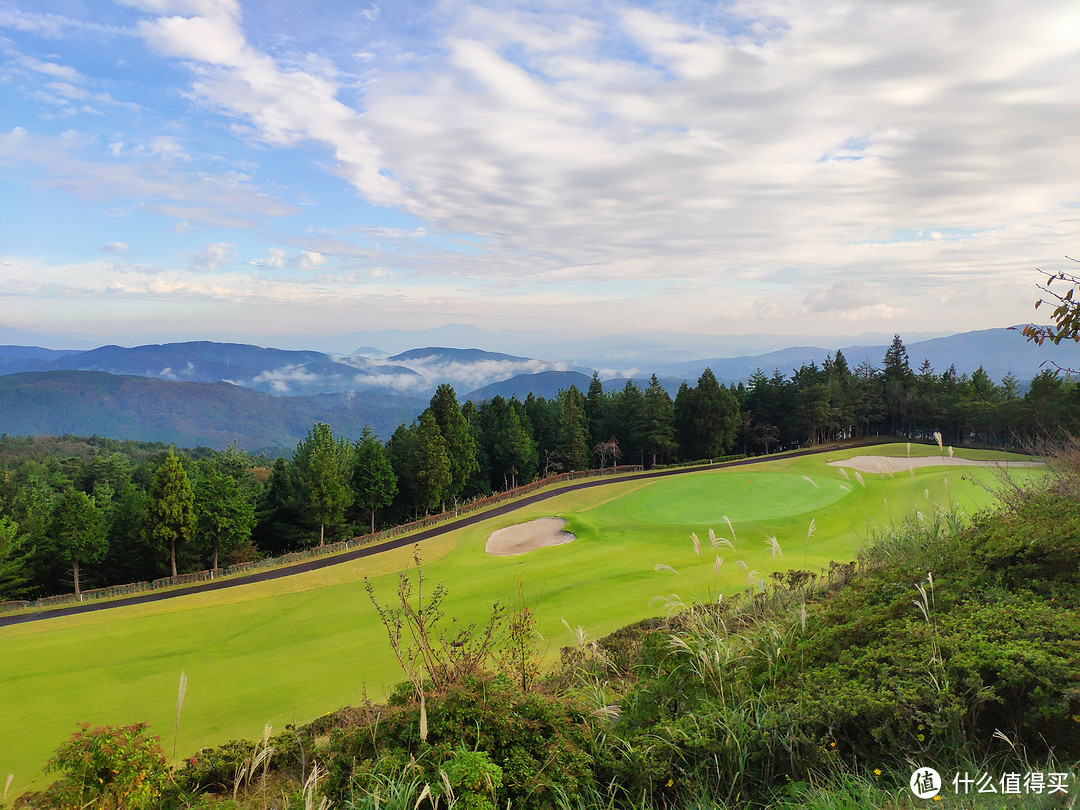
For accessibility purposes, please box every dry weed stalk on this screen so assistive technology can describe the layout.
[365,547,505,743]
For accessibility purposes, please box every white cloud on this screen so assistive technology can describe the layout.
[99,242,129,254]
[185,242,235,272]
[15,55,85,83]
[0,127,297,227]
[299,250,326,270]
[133,0,402,206]
[250,247,287,268]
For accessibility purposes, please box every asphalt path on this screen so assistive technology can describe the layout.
[0,444,870,629]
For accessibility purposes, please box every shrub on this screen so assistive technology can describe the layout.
[441,746,502,810]
[323,676,597,809]
[34,723,170,809]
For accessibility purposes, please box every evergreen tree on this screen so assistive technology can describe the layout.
[680,368,740,458]
[253,457,304,554]
[882,334,914,435]
[100,480,156,585]
[427,384,478,506]
[148,449,195,582]
[414,411,452,513]
[293,423,353,547]
[673,381,695,460]
[0,516,29,600]
[524,394,560,478]
[194,465,255,572]
[642,375,676,467]
[556,386,590,470]
[53,488,108,597]
[353,426,397,534]
[585,372,608,446]
[745,369,783,453]
[494,402,535,489]
[461,400,492,496]
[611,380,646,466]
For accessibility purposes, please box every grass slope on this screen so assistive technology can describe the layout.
[0,444,1040,793]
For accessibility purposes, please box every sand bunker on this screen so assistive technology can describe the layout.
[485,517,576,556]
[828,455,1044,474]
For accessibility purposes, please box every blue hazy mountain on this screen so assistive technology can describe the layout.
[465,370,594,401]
[0,371,425,452]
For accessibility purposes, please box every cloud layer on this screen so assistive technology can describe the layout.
[0,0,1077,342]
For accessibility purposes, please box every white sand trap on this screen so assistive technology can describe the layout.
[828,455,1044,474]
[485,517,576,556]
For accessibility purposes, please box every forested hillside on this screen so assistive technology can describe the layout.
[1,335,1076,601]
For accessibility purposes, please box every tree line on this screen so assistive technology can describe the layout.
[1,335,1076,600]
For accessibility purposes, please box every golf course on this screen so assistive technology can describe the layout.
[0,442,1043,793]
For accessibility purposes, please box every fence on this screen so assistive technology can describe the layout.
[4,464,644,614]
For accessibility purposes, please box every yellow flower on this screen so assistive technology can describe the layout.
[917,734,925,742]
[874,769,882,777]
[665,778,674,788]
[918,724,925,730]
[933,797,943,802]
[830,741,837,748]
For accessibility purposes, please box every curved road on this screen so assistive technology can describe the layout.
[0,444,873,628]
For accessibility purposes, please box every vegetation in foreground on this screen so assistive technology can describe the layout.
[10,444,1079,808]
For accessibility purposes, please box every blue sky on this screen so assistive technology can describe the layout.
[1,0,1077,349]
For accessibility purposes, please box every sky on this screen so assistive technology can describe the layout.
[1,0,1078,351]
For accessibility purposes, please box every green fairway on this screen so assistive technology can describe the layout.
[0,444,1043,794]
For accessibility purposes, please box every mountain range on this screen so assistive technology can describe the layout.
[0,327,1075,451]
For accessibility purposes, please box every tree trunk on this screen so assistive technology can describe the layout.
[212,540,219,573]
[370,509,375,536]
[171,540,178,582]
[319,522,325,547]
[73,559,81,599]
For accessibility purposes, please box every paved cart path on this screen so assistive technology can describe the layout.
[0,444,889,628]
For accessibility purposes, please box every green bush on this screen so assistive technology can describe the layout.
[323,675,597,809]
[441,746,502,810]
[34,723,170,810]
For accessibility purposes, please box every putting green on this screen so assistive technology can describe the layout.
[620,471,849,524]
[0,444,1044,795]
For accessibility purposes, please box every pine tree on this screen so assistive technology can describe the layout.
[414,411,452,513]
[0,516,29,600]
[147,449,195,582]
[557,386,590,470]
[194,465,255,572]
[293,423,353,547]
[642,374,676,467]
[53,488,108,597]
[883,334,914,435]
[353,426,397,534]
[427,384,478,506]
[585,372,607,445]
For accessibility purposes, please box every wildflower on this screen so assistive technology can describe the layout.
[830,741,837,748]
[917,734,925,742]
[874,769,882,777]
[934,797,943,802]
[665,778,674,788]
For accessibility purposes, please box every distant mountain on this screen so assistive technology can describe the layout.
[0,341,568,398]
[0,346,80,374]
[466,370,594,402]
[653,328,1080,384]
[39,342,421,397]
[388,347,531,363]
[0,371,425,452]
